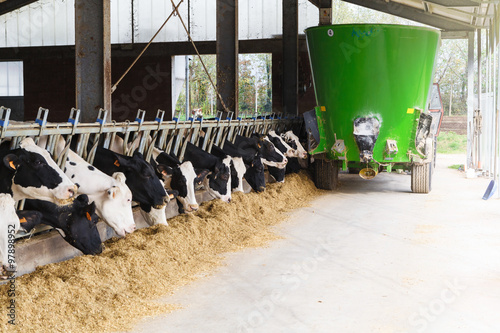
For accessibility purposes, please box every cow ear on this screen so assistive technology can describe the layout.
[16,210,43,233]
[194,169,210,183]
[112,172,127,184]
[85,202,97,224]
[113,153,128,168]
[132,151,144,160]
[107,186,118,200]
[3,154,20,171]
[156,164,172,177]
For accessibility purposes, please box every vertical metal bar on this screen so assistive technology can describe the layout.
[467,31,475,170]
[477,29,482,169]
[216,0,239,118]
[202,127,213,151]
[283,0,298,117]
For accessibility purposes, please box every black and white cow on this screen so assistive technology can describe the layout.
[234,134,288,169]
[220,140,266,192]
[92,147,170,225]
[154,150,208,213]
[63,150,136,235]
[183,142,232,203]
[267,130,296,158]
[210,145,246,193]
[0,138,77,204]
[282,130,308,159]
[0,193,23,278]
[20,194,102,255]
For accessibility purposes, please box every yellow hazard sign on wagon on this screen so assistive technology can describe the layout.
[407,108,415,114]
[320,106,326,112]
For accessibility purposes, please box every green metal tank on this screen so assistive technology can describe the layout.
[304,24,440,193]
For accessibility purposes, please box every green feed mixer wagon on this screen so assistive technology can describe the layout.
[304,24,441,193]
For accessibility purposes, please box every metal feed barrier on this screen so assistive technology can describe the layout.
[0,106,301,240]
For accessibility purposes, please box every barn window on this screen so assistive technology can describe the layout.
[0,61,24,97]
[0,61,25,120]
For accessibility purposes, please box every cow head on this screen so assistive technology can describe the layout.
[205,156,232,203]
[20,194,102,255]
[268,130,296,158]
[259,138,288,169]
[113,151,168,209]
[244,153,266,192]
[160,161,207,213]
[3,138,77,204]
[91,172,136,236]
[283,130,308,159]
[61,194,102,255]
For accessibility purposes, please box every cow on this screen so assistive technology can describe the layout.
[19,194,102,255]
[0,193,23,278]
[234,134,288,169]
[220,140,266,192]
[0,138,77,204]
[63,149,136,235]
[282,130,308,159]
[183,142,232,203]
[154,150,208,213]
[92,147,170,225]
[106,136,179,225]
[267,130,296,158]
[210,145,246,193]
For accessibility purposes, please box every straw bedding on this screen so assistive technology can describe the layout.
[0,171,322,333]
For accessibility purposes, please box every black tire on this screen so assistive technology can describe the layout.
[411,162,431,193]
[314,159,339,190]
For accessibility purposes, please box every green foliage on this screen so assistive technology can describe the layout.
[437,131,468,154]
[448,164,464,170]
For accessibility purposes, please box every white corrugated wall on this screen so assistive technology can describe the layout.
[0,0,318,47]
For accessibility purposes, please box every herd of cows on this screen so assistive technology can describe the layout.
[0,128,308,279]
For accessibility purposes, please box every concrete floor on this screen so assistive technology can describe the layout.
[128,154,500,333]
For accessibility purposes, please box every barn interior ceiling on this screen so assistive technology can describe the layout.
[310,0,493,36]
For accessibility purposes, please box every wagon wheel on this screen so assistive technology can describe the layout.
[314,159,340,190]
[411,162,432,193]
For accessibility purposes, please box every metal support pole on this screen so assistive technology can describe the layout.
[216,0,238,118]
[283,0,299,117]
[477,29,481,169]
[75,0,111,123]
[185,56,190,120]
[466,31,474,169]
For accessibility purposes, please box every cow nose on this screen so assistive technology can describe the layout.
[68,185,78,198]
[227,198,231,203]
[258,186,266,192]
[163,195,170,203]
[189,204,199,211]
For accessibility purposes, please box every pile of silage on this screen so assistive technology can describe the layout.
[0,171,323,333]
